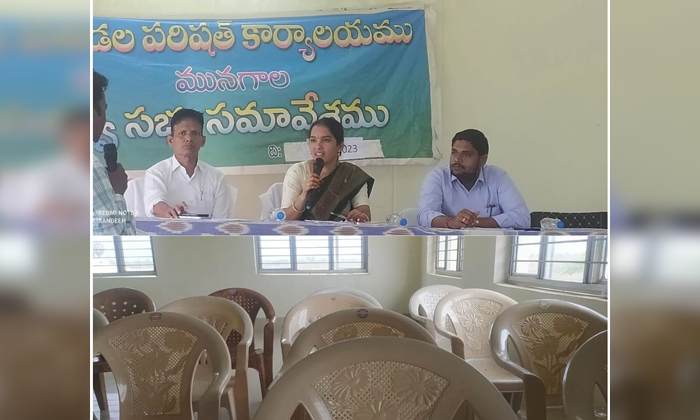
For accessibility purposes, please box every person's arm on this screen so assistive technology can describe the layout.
[281,164,317,220]
[211,176,232,219]
[485,171,530,228]
[347,184,371,222]
[144,167,182,218]
[93,165,134,235]
[417,170,447,227]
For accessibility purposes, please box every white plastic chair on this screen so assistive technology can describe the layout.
[409,284,462,337]
[307,287,382,308]
[123,177,146,218]
[434,288,523,411]
[280,293,379,361]
[399,207,420,227]
[258,182,283,220]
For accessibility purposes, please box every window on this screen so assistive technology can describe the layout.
[256,236,367,273]
[509,236,607,294]
[434,236,464,275]
[93,237,156,276]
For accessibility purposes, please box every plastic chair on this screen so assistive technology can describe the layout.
[93,287,156,323]
[254,337,520,420]
[399,207,420,227]
[258,182,284,220]
[93,308,109,331]
[210,287,276,396]
[530,212,607,229]
[124,177,146,218]
[490,299,608,420]
[93,311,232,420]
[563,330,608,420]
[280,308,436,377]
[160,296,253,420]
[93,288,156,411]
[408,285,461,337]
[434,289,522,415]
[280,293,379,361]
[306,286,382,308]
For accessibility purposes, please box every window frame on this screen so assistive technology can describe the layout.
[508,236,607,295]
[433,236,464,277]
[256,236,369,274]
[93,237,157,277]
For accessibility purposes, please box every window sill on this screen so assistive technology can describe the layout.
[431,270,462,279]
[257,271,369,276]
[93,274,158,279]
[499,277,607,301]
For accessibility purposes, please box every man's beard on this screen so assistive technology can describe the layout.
[451,165,479,184]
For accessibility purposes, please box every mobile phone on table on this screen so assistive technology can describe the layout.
[179,213,211,219]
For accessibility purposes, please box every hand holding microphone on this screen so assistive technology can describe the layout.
[305,157,324,211]
[103,143,129,196]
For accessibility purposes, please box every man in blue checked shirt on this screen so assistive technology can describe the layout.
[418,129,530,229]
[92,70,135,235]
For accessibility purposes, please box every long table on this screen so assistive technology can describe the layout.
[134,218,607,236]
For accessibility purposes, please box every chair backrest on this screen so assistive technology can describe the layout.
[93,311,231,420]
[281,308,436,375]
[307,286,382,308]
[530,211,608,229]
[399,207,420,227]
[281,293,378,361]
[228,185,238,218]
[408,285,462,336]
[94,287,156,323]
[160,296,253,371]
[434,289,517,359]
[124,177,147,218]
[258,182,284,220]
[93,308,109,331]
[209,288,276,359]
[563,330,608,420]
[491,299,608,407]
[255,337,520,420]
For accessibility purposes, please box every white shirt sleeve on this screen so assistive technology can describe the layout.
[281,162,307,208]
[143,164,170,216]
[351,184,370,208]
[211,174,231,219]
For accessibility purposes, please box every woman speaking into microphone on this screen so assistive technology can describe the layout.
[281,117,374,221]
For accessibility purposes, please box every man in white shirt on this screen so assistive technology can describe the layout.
[144,108,231,219]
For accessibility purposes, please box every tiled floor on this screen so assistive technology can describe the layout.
[93,322,285,420]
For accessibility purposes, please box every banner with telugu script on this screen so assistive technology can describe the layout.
[93,9,435,172]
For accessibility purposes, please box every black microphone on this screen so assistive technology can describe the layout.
[103,143,118,173]
[306,157,324,211]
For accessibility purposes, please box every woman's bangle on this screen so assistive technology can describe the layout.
[444,216,453,228]
[291,201,303,213]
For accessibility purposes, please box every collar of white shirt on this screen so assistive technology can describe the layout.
[169,155,201,178]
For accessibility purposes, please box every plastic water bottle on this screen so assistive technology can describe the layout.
[268,208,286,221]
[540,217,564,230]
[386,214,408,227]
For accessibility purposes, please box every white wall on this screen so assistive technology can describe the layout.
[93,235,606,317]
[93,236,424,316]
[97,0,608,220]
[420,236,608,316]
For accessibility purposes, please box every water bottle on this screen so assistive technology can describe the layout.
[268,208,286,221]
[540,217,564,230]
[386,213,408,227]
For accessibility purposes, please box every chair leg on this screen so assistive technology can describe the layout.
[509,392,523,414]
[256,365,267,397]
[222,387,236,420]
[93,372,108,412]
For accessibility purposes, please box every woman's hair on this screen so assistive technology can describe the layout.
[309,117,344,144]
